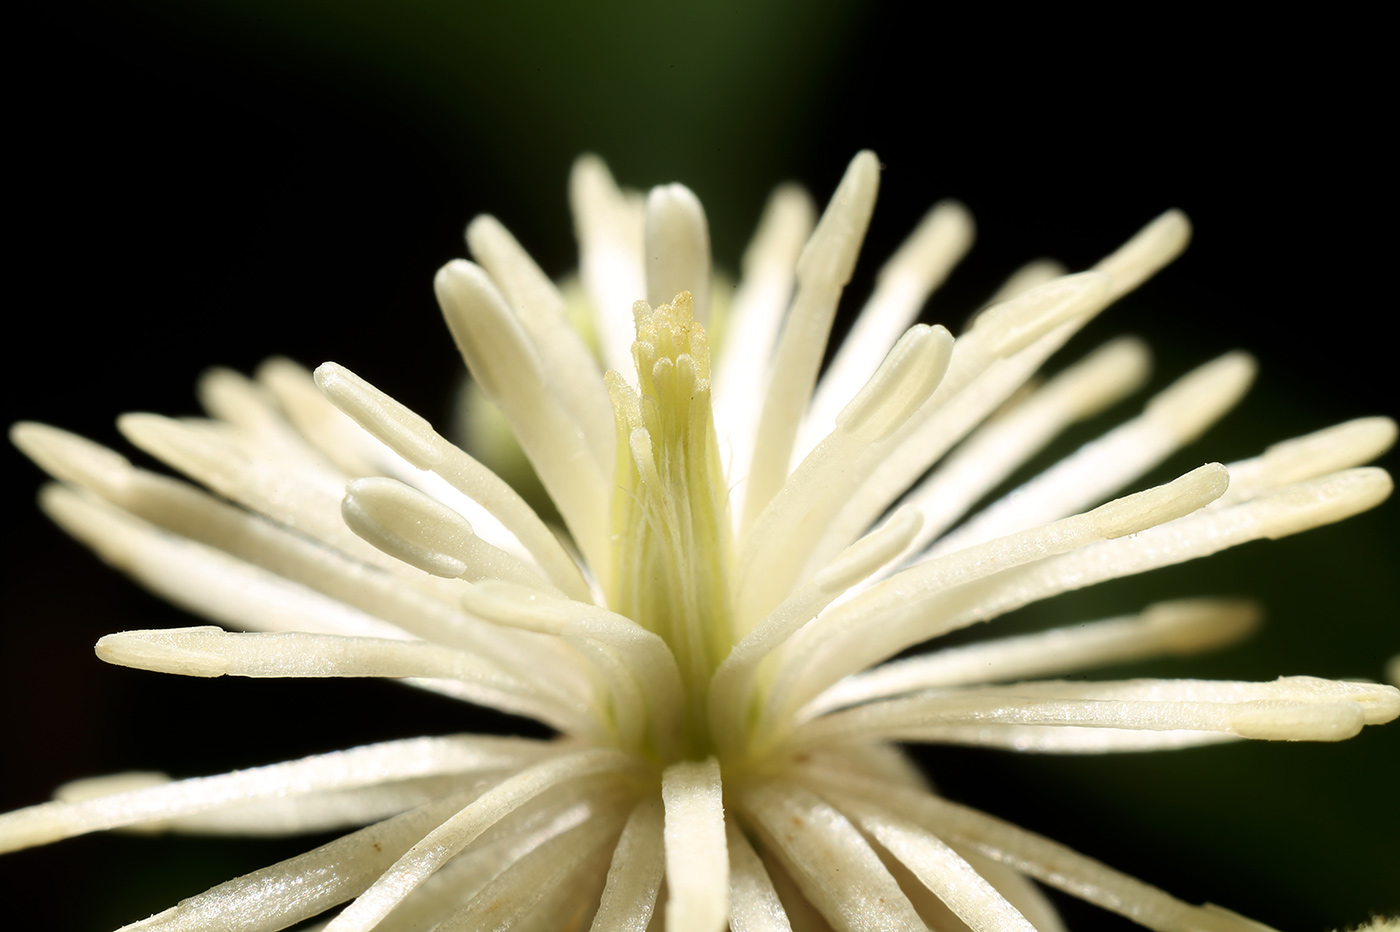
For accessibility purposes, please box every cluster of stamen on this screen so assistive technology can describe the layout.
[605,292,732,759]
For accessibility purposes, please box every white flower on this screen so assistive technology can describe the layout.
[4,150,1397,932]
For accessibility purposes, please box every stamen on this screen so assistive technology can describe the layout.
[606,293,731,740]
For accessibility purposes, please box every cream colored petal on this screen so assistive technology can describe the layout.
[661,758,727,932]
[0,736,552,853]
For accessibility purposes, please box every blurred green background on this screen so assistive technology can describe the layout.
[3,2,1394,929]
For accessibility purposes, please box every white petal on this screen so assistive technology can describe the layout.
[313,363,592,601]
[341,476,556,591]
[34,481,595,722]
[439,803,624,932]
[645,183,712,325]
[725,820,794,932]
[807,598,1260,715]
[435,260,611,570]
[932,467,1394,644]
[662,758,727,932]
[742,151,881,529]
[737,778,926,932]
[370,782,625,932]
[1091,209,1192,302]
[737,324,952,624]
[792,677,1397,748]
[1215,416,1397,506]
[929,352,1255,556]
[327,748,639,932]
[570,154,648,379]
[590,794,665,932]
[0,736,552,853]
[254,357,387,477]
[798,199,974,461]
[92,626,597,737]
[467,213,616,473]
[765,464,1230,729]
[116,791,486,932]
[800,767,1276,932]
[710,508,922,756]
[895,336,1153,562]
[713,184,815,519]
[827,792,1038,932]
[809,271,1113,569]
[461,581,687,754]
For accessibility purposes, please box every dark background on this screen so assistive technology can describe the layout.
[3,3,1395,930]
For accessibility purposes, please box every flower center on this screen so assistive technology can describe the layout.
[605,292,733,758]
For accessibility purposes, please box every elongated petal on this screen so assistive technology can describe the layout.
[929,352,1255,556]
[341,476,556,592]
[725,820,794,932]
[765,464,1231,728]
[570,154,647,378]
[799,198,974,460]
[0,736,552,853]
[737,324,952,624]
[827,792,1038,932]
[645,183,712,325]
[896,336,1152,561]
[118,792,485,932]
[435,260,611,570]
[807,598,1260,715]
[662,758,728,932]
[742,151,880,528]
[776,467,1391,718]
[438,805,624,932]
[467,213,615,473]
[800,767,1276,932]
[313,363,591,601]
[326,748,639,932]
[590,794,665,932]
[791,676,1394,749]
[713,184,814,515]
[737,779,926,932]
